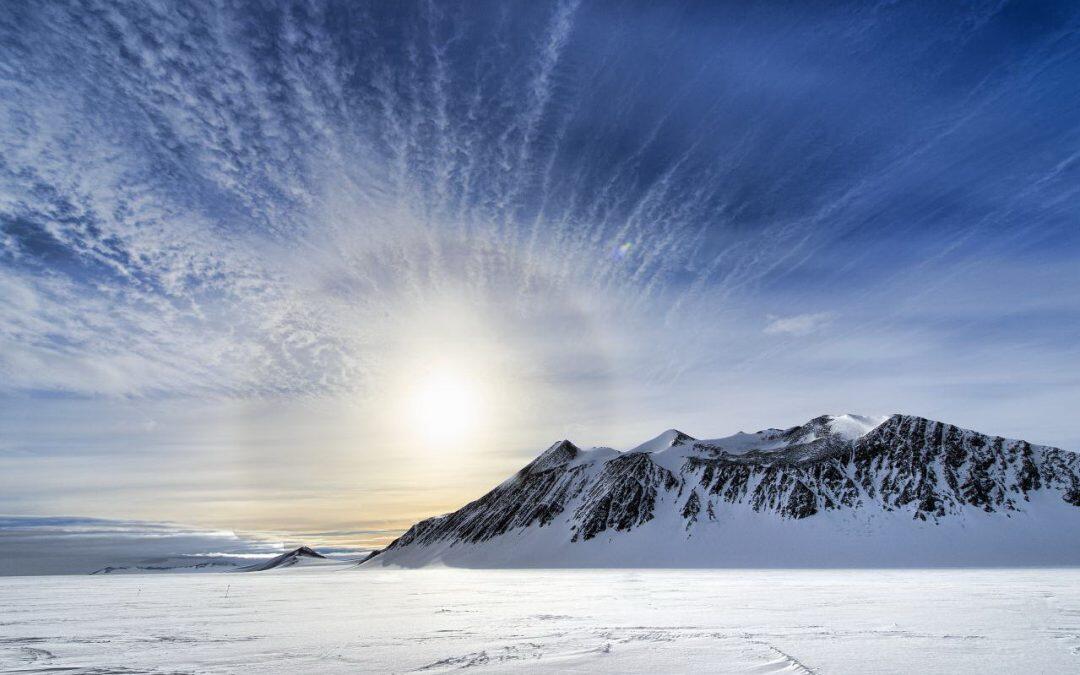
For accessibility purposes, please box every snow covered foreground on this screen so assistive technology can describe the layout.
[2,568,1078,673]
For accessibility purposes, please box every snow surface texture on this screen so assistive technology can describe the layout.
[1,568,1078,673]
[367,414,1080,568]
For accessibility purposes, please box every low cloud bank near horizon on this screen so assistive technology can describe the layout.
[0,516,370,576]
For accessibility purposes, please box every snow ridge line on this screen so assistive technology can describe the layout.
[743,636,819,674]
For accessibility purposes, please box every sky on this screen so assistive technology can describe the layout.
[2,0,1080,560]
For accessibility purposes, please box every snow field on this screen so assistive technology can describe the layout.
[1,567,1077,673]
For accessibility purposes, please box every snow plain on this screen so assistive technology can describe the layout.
[2,567,1078,673]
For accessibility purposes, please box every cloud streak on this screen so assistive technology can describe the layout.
[764,313,834,336]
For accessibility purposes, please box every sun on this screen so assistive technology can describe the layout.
[405,367,483,445]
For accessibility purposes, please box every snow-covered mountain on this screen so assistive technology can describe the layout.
[363,414,1080,568]
[236,546,336,572]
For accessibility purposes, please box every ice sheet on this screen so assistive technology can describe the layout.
[1,567,1077,673]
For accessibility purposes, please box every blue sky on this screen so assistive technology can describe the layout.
[2,0,1079,544]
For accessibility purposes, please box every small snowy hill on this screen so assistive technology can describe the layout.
[89,560,240,575]
[363,414,1080,568]
[237,546,335,572]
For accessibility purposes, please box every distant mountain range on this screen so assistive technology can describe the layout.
[90,547,350,575]
[362,414,1080,568]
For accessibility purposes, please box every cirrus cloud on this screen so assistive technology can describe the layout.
[764,312,835,336]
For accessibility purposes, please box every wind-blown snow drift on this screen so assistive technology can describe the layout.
[363,414,1080,568]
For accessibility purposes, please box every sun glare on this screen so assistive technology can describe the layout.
[406,368,483,445]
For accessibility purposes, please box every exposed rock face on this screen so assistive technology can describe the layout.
[572,452,680,542]
[379,414,1080,557]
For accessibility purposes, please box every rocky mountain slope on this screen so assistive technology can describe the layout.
[363,414,1080,568]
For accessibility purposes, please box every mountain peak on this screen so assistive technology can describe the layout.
[520,439,580,475]
[821,413,890,440]
[238,545,327,572]
[292,546,326,558]
[628,428,697,454]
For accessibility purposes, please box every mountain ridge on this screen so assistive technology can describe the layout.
[362,413,1080,568]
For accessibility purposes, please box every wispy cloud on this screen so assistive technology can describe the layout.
[764,312,834,336]
[1,1,1079,534]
